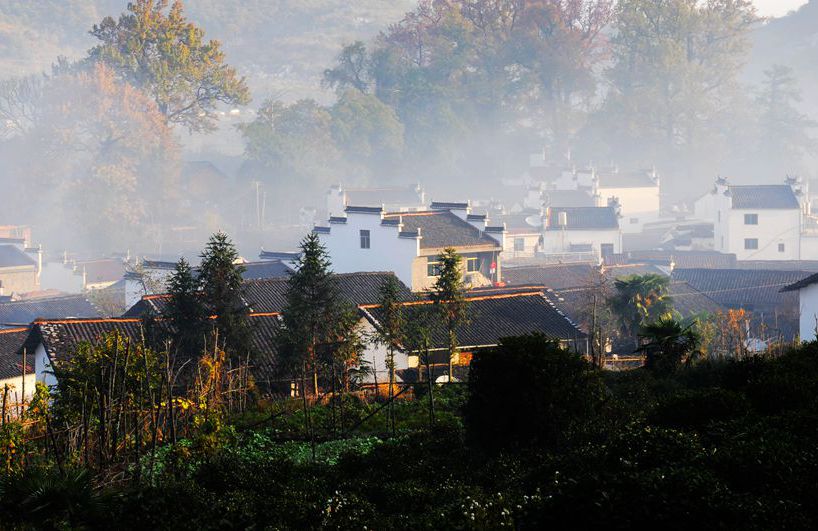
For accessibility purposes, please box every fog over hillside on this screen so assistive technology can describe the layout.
[0,0,816,258]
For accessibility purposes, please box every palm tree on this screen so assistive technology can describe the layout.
[638,316,700,375]
[609,274,672,346]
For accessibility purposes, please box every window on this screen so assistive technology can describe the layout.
[513,238,525,252]
[630,218,639,224]
[744,213,758,225]
[359,230,370,249]
[466,257,481,273]
[744,238,759,250]
[778,243,785,253]
[427,260,441,277]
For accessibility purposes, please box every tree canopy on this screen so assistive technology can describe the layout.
[88,0,250,132]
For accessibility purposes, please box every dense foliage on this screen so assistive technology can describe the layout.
[4,334,818,528]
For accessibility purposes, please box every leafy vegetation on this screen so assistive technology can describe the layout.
[4,334,818,528]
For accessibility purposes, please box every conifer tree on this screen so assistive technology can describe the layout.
[198,232,249,361]
[279,233,341,396]
[429,248,468,382]
[164,258,208,363]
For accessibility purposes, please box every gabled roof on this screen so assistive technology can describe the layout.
[781,272,818,292]
[383,211,501,250]
[673,268,810,310]
[0,327,34,379]
[728,185,799,209]
[241,261,293,280]
[31,318,147,364]
[605,250,738,269]
[0,245,36,268]
[124,272,414,317]
[503,263,667,291]
[545,207,619,230]
[363,291,585,351]
[0,295,102,327]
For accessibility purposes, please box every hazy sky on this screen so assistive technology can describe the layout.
[754,0,808,17]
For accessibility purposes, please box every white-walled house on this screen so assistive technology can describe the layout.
[359,289,587,383]
[326,184,427,217]
[700,178,804,260]
[595,168,661,233]
[541,206,622,260]
[0,327,37,407]
[783,273,818,342]
[315,202,505,292]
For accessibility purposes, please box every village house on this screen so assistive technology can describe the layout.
[0,327,36,408]
[673,267,812,341]
[539,205,622,261]
[359,288,586,383]
[0,238,42,296]
[315,202,505,292]
[0,294,101,329]
[594,167,661,233]
[326,184,427,217]
[695,177,806,261]
[781,272,818,342]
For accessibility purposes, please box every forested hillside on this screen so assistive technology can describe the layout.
[0,0,413,99]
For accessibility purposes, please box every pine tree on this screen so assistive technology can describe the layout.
[279,233,341,396]
[198,232,249,362]
[429,248,468,382]
[164,258,208,364]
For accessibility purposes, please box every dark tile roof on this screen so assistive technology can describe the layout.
[383,211,501,250]
[605,251,738,269]
[240,261,293,281]
[501,212,543,234]
[503,263,666,290]
[32,318,147,364]
[124,272,414,317]
[430,201,469,210]
[667,281,724,316]
[728,185,799,209]
[0,327,34,379]
[344,206,384,214]
[28,316,284,384]
[258,251,301,262]
[363,291,585,351]
[545,207,619,230]
[542,189,596,207]
[672,268,811,311]
[781,272,818,292]
[0,295,102,326]
[0,245,36,268]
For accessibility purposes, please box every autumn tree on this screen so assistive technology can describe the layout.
[88,0,250,132]
[429,248,468,382]
[8,64,180,252]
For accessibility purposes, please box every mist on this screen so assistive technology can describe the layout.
[1,0,816,263]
